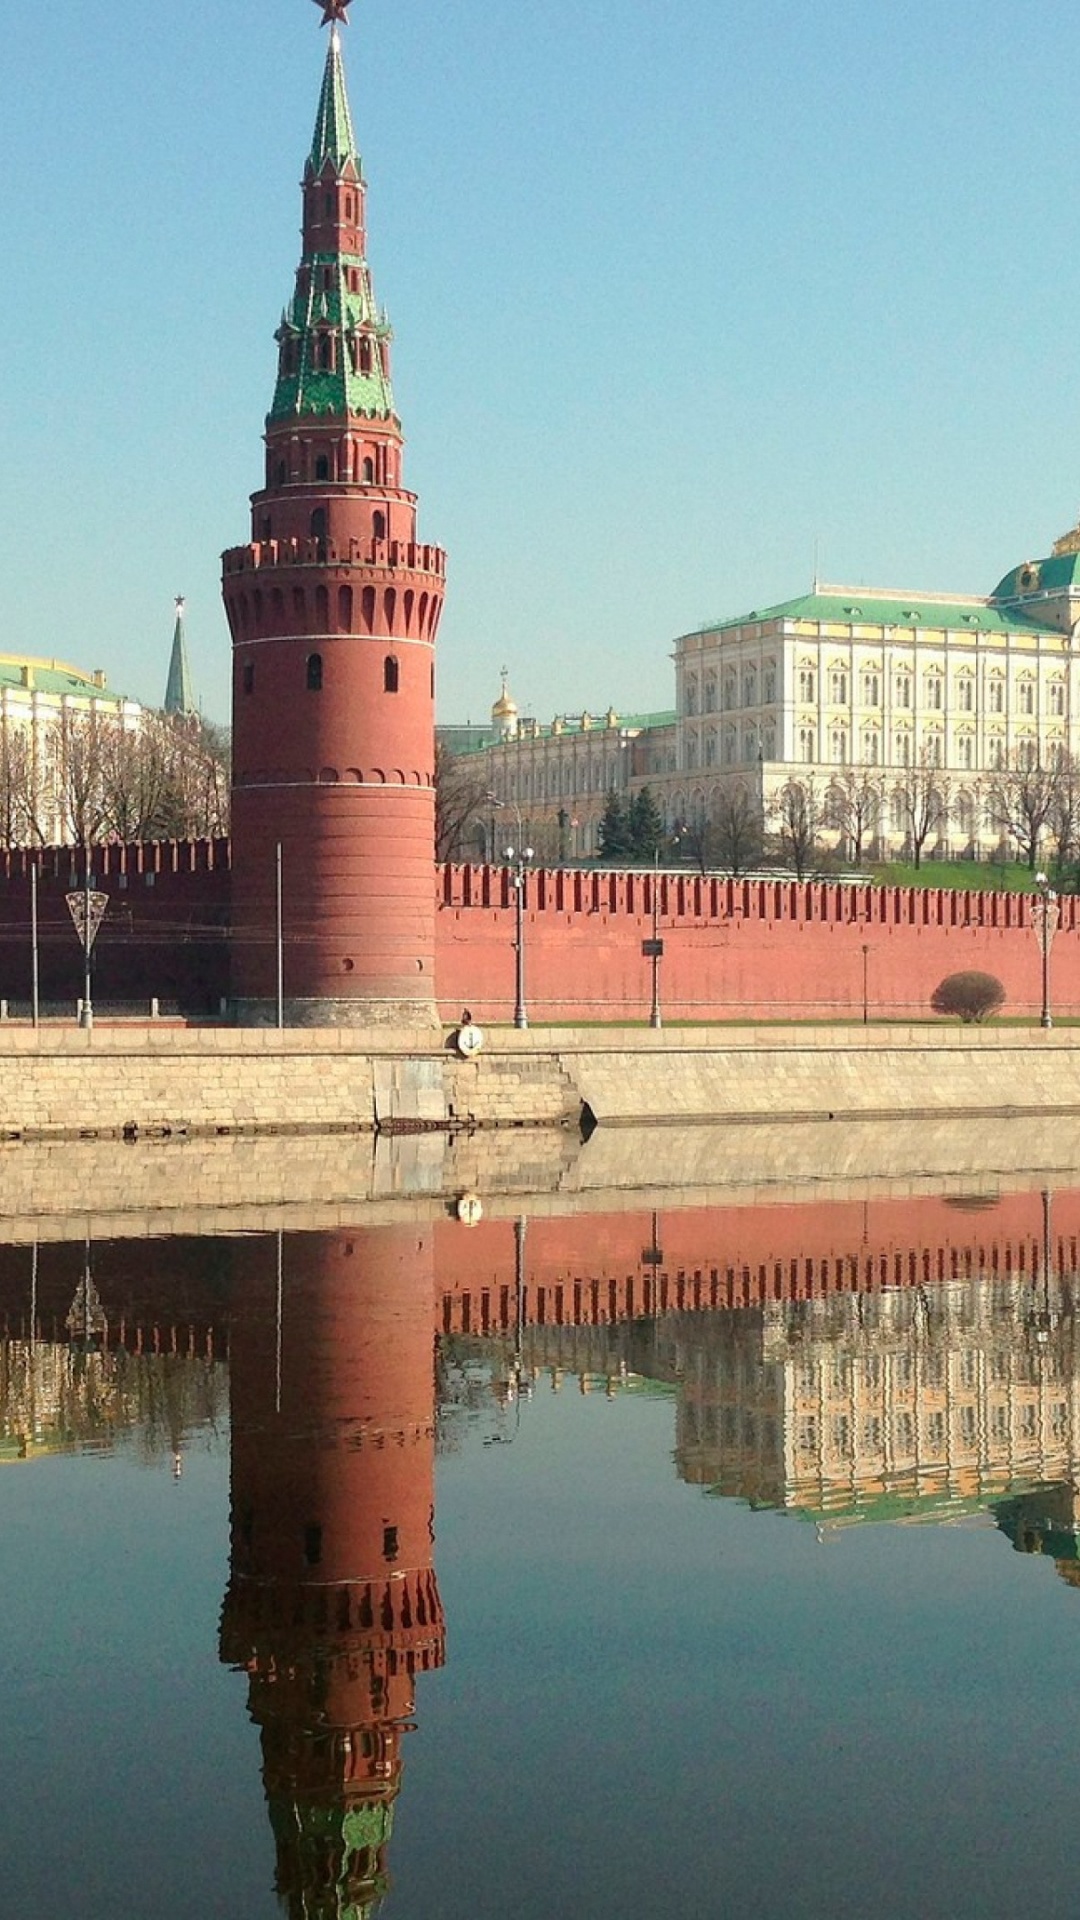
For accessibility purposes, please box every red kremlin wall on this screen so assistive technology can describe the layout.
[0,843,1074,1023]
[437,863,1080,1024]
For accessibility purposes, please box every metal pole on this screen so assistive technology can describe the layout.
[275,841,284,1030]
[1042,922,1052,1030]
[79,846,93,1030]
[650,850,662,1030]
[514,860,528,1029]
[30,862,39,1029]
[861,943,870,1027]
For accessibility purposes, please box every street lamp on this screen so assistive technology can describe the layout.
[1032,870,1060,1030]
[504,842,533,1028]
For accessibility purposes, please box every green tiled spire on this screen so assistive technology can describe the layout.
[164,596,196,716]
[268,28,396,426]
[308,27,360,179]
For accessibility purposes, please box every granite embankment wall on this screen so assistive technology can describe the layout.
[0,844,1075,1024]
[4,1025,1080,1145]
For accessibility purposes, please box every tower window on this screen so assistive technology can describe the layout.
[303,1524,323,1567]
[242,662,254,694]
[307,653,323,692]
[323,192,333,217]
[362,457,374,483]
[310,507,327,546]
[383,1525,399,1563]
[275,461,286,487]
[384,655,399,693]
[314,455,329,481]
[372,509,386,541]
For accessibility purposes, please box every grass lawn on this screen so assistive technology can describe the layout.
[869,858,1041,893]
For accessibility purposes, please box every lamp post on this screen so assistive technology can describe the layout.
[1032,870,1060,1030]
[644,846,664,1029]
[504,842,533,1029]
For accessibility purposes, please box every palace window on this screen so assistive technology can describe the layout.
[895,673,912,708]
[957,734,975,770]
[829,669,849,705]
[799,667,816,703]
[861,729,880,765]
[763,663,777,704]
[988,676,1005,713]
[743,665,758,707]
[925,674,943,710]
[830,726,848,764]
[956,676,974,712]
[1049,680,1066,716]
[895,732,911,767]
[723,669,738,708]
[684,676,699,716]
[799,726,815,763]
[704,673,717,713]
[1018,679,1036,716]
[862,670,880,707]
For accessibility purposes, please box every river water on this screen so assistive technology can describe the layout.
[2,1189,1080,1919]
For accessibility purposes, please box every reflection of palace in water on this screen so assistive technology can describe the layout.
[8,1189,1080,1908]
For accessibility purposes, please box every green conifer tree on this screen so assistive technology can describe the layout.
[629,786,664,862]
[598,790,631,862]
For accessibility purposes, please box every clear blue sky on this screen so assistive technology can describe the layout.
[4,0,1079,727]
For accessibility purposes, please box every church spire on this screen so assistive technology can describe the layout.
[163,595,196,716]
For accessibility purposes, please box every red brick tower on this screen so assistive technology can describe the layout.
[220,1224,444,1915]
[222,1,446,1025]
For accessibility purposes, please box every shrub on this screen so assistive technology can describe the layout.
[930,971,1006,1024]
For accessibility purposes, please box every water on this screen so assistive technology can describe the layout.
[2,1199,1080,1919]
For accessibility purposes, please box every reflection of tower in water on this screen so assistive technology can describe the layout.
[220,1228,444,1917]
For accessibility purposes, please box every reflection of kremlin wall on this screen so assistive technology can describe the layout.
[219,1228,444,1919]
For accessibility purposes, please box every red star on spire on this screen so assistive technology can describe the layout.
[312,0,353,23]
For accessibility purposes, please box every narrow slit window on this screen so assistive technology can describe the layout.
[307,653,323,692]
[384,655,399,693]
[242,661,254,694]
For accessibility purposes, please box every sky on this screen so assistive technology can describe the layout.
[4,0,1080,728]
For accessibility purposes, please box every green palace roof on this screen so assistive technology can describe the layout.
[683,587,1059,641]
[0,654,131,702]
[453,708,675,755]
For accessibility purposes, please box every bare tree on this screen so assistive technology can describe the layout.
[55,708,110,848]
[435,742,490,863]
[986,751,1058,870]
[1048,753,1080,873]
[769,777,823,880]
[892,752,950,869]
[825,765,884,866]
[0,720,39,848]
[710,780,764,876]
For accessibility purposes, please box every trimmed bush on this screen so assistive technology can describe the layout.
[930,971,1006,1024]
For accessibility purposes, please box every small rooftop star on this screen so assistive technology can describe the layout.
[312,0,353,24]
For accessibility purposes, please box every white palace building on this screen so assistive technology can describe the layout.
[456,519,1080,862]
